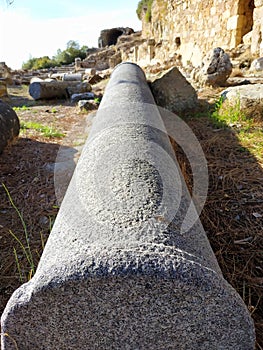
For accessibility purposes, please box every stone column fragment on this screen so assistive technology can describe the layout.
[1,63,255,350]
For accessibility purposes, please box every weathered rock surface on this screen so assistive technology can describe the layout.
[250,57,263,71]
[87,74,103,85]
[98,27,134,48]
[79,31,146,71]
[82,47,116,70]
[85,68,97,76]
[0,100,20,154]
[199,47,232,86]
[0,62,13,85]
[109,52,122,68]
[221,83,263,109]
[67,81,92,96]
[78,99,98,111]
[71,92,94,103]
[150,66,198,114]
[0,80,7,98]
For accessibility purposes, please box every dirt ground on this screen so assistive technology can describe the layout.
[0,82,262,348]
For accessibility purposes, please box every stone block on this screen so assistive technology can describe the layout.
[230,30,238,48]
[243,31,252,45]
[227,15,246,30]
[250,57,263,71]
[221,84,263,109]
[254,0,263,7]
[253,7,263,22]
[222,9,231,21]
[210,7,216,16]
[251,24,262,54]
[150,66,198,114]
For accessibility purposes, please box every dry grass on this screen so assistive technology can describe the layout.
[173,114,263,349]
[0,88,88,312]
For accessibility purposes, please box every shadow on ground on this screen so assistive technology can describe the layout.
[171,104,263,349]
[0,137,77,313]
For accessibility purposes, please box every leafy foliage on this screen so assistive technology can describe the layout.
[22,40,88,70]
[136,0,153,22]
[22,56,57,70]
[55,40,88,66]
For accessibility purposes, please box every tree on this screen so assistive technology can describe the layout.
[22,56,56,70]
[54,41,88,65]
[22,40,88,70]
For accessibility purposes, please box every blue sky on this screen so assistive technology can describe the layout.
[0,0,141,69]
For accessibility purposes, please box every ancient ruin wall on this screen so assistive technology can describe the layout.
[141,0,261,67]
[251,0,263,55]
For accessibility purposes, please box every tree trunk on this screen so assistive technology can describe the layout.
[0,100,20,154]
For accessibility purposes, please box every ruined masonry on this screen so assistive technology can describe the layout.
[127,0,263,67]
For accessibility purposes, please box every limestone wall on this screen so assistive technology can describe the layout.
[251,0,263,56]
[139,0,262,67]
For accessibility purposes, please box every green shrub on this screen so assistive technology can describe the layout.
[136,0,153,22]
[22,40,88,70]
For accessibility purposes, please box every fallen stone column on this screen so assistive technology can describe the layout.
[62,73,83,81]
[1,63,255,349]
[29,80,71,100]
[29,80,91,100]
[0,100,20,154]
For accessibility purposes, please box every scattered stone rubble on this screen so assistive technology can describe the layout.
[192,47,233,87]
[250,57,263,71]
[150,66,198,114]
[98,27,134,48]
[221,83,263,110]
[1,23,263,117]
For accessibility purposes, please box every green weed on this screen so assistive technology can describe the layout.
[13,105,31,111]
[210,96,247,128]
[94,97,101,105]
[209,96,263,162]
[2,183,35,282]
[20,121,65,138]
[238,128,263,162]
